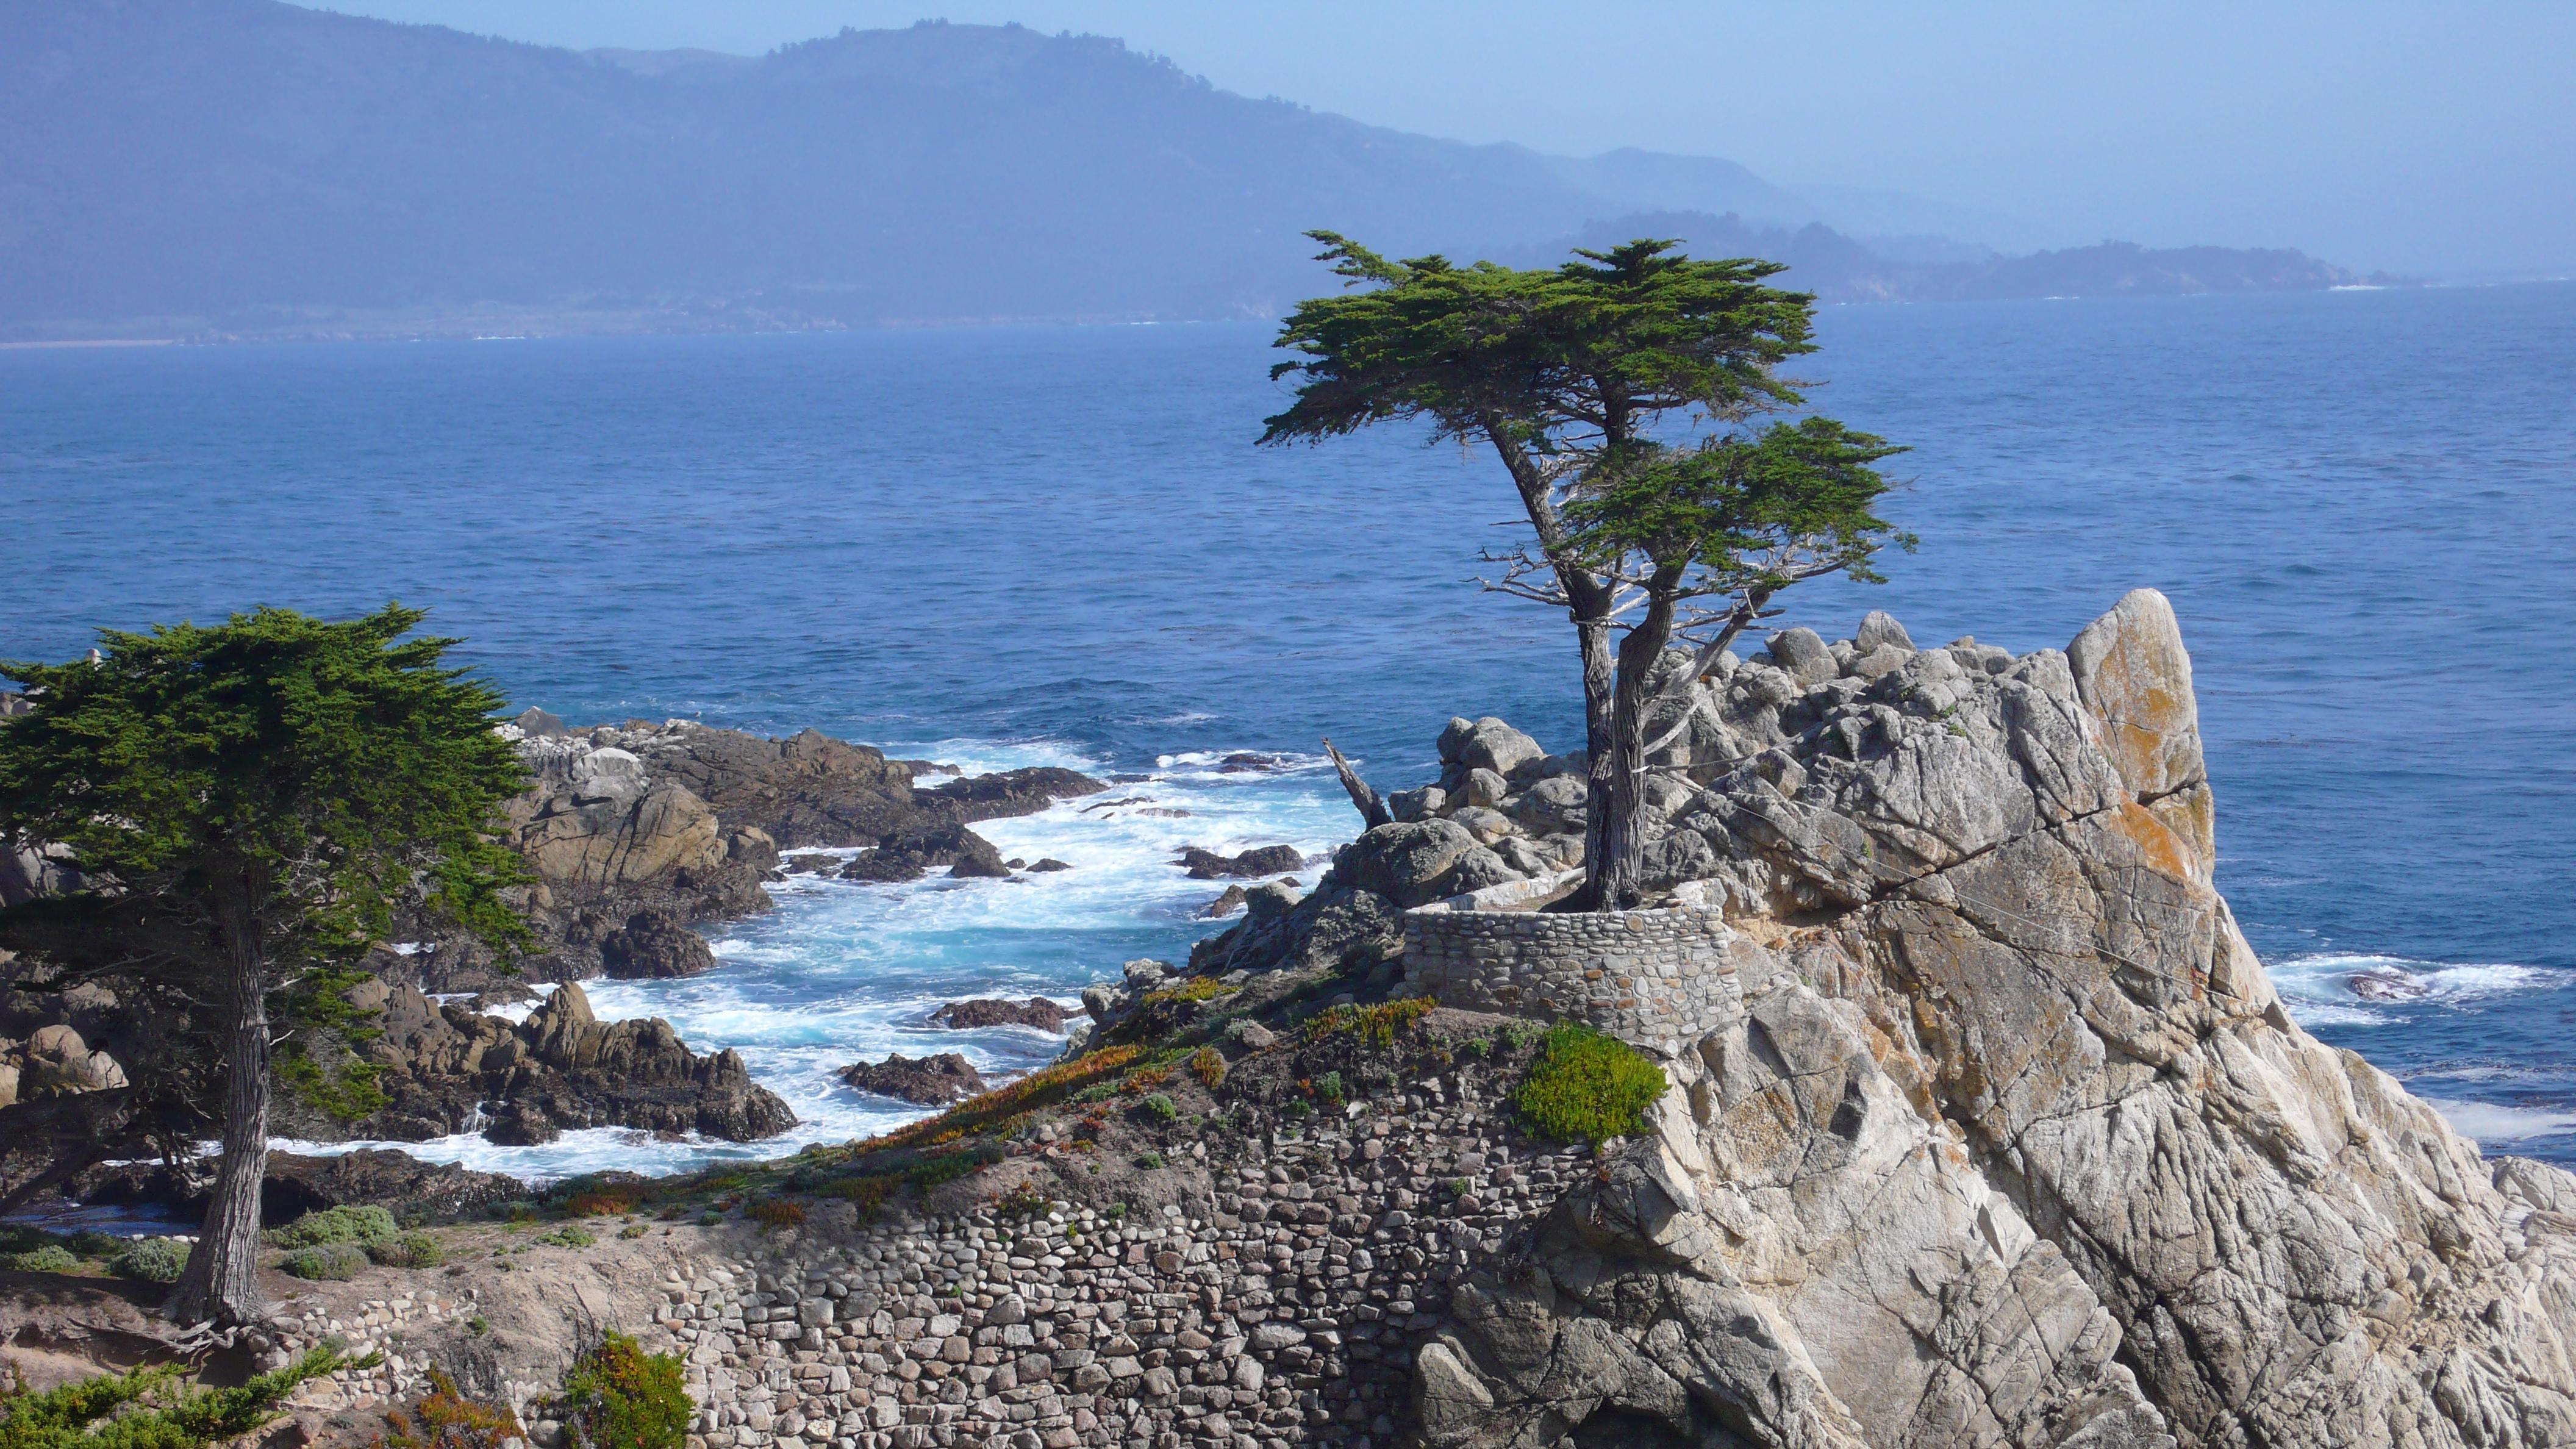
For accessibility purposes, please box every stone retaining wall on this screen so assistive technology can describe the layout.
[651,1108,1583,1449]
[282,1092,1583,1449]
[1400,907,1748,1051]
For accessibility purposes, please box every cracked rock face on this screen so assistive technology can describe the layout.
[1415,590,2576,1448]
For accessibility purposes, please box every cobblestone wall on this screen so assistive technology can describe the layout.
[1400,907,1750,1052]
[640,1104,1586,1449]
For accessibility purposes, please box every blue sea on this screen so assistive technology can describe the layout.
[7,282,2574,1176]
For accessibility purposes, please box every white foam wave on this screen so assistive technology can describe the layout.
[2267,952,2557,1023]
[482,986,554,1025]
[2421,1098,2576,1144]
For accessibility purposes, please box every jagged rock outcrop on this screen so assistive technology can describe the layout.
[429,717,1104,985]
[1398,590,2576,1448]
[285,978,795,1147]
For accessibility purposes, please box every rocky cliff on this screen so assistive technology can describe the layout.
[1189,589,2576,1447]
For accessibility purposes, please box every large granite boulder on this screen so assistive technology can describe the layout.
[1437,715,1545,778]
[509,749,724,887]
[1407,592,2576,1449]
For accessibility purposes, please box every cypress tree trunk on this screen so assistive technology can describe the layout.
[1597,585,1683,911]
[166,887,271,1326]
[1575,617,1619,909]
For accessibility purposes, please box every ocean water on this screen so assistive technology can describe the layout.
[6,281,2574,1177]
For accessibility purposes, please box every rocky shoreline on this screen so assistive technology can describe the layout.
[9,591,2576,1448]
[2,712,1111,1204]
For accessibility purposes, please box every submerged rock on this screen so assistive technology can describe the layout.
[1178,844,1304,879]
[928,997,1068,1032]
[839,1051,988,1105]
[839,823,1009,882]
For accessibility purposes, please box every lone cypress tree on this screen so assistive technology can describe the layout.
[0,604,528,1324]
[1563,421,1908,902]
[1265,234,1899,906]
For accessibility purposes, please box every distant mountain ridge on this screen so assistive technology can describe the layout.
[0,1,2390,340]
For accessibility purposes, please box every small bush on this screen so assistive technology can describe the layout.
[1515,1022,1669,1143]
[4,1244,80,1274]
[268,1204,398,1249]
[1301,997,1434,1048]
[537,1224,596,1248]
[563,1192,639,1218]
[821,1176,898,1220]
[746,1200,806,1231]
[370,1368,524,1449]
[282,1243,370,1280]
[368,1232,445,1269]
[1314,1071,1345,1106]
[696,1211,723,1226]
[65,1230,122,1259]
[994,1184,1051,1219]
[1139,1093,1179,1123]
[0,1347,352,1449]
[110,1238,191,1283]
[1189,1046,1226,1089]
[1143,976,1231,1005]
[1133,1153,1164,1170]
[0,1226,54,1254]
[554,1333,690,1449]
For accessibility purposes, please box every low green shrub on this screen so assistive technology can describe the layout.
[0,1347,353,1449]
[267,1204,397,1250]
[536,1224,596,1248]
[281,1243,370,1280]
[1514,1022,1669,1143]
[1139,1093,1179,1123]
[554,1333,690,1449]
[367,1232,445,1269]
[64,1231,121,1259]
[109,1238,190,1283]
[3,1244,80,1274]
[368,1368,523,1449]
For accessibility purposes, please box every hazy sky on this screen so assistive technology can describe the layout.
[324,1,2573,277]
